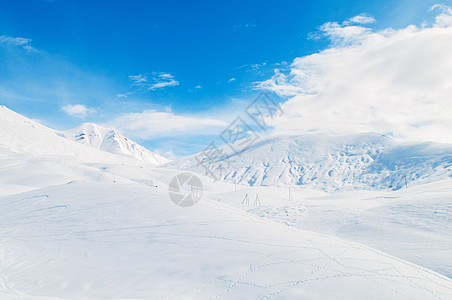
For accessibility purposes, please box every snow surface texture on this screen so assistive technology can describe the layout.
[1,182,451,299]
[168,134,452,191]
[1,105,452,299]
[210,180,452,279]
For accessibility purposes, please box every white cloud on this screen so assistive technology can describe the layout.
[228,78,236,83]
[0,35,37,53]
[257,7,452,144]
[344,14,376,25]
[107,110,228,139]
[128,74,148,83]
[150,73,179,89]
[128,72,179,91]
[237,62,267,72]
[430,4,452,27]
[195,85,202,89]
[318,22,373,46]
[62,104,96,118]
[116,92,135,98]
[257,69,305,96]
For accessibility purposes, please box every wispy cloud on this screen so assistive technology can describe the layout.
[257,7,452,144]
[107,110,228,139]
[128,74,147,83]
[308,13,376,45]
[0,35,37,53]
[233,22,257,31]
[62,104,96,118]
[317,21,372,46]
[343,14,376,25]
[128,72,179,91]
[237,62,267,72]
[430,3,452,27]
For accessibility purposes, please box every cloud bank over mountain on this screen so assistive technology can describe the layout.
[259,5,452,144]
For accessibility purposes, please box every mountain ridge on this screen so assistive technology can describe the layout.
[166,133,452,191]
[0,105,168,165]
[62,123,170,165]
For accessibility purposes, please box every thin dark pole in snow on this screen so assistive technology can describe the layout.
[242,193,249,205]
[254,194,261,206]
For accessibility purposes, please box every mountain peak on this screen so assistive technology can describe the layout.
[63,123,170,165]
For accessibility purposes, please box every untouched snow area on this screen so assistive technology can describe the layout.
[1,181,451,299]
[204,180,452,279]
[1,106,452,299]
[168,134,452,191]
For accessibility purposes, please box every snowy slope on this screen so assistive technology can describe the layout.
[1,106,452,298]
[0,105,153,196]
[0,106,134,162]
[0,181,451,299]
[63,123,170,165]
[0,106,168,166]
[168,133,452,191]
[207,179,452,278]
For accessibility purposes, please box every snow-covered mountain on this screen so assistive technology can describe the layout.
[3,104,451,192]
[1,106,452,298]
[62,123,169,165]
[0,105,121,161]
[0,105,168,165]
[167,133,452,191]
[0,105,149,196]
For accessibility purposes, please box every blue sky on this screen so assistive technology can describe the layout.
[0,0,450,157]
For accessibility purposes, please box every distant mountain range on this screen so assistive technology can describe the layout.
[2,105,451,191]
[167,133,452,191]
